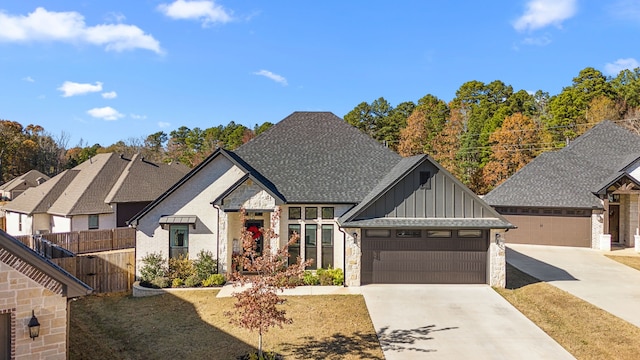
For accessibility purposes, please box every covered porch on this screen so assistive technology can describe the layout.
[596,174,640,251]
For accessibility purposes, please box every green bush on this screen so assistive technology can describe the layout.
[193,250,218,281]
[168,254,195,281]
[184,274,202,287]
[303,271,320,285]
[316,268,333,286]
[330,268,344,286]
[172,278,184,288]
[151,276,170,289]
[311,267,344,286]
[202,274,226,287]
[139,252,167,283]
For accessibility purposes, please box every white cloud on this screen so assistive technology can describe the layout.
[130,113,147,120]
[604,58,640,75]
[87,106,124,121]
[102,91,117,99]
[253,70,288,86]
[513,0,577,31]
[0,7,162,53]
[522,35,552,46]
[158,121,171,128]
[23,76,35,82]
[58,81,103,97]
[158,0,232,26]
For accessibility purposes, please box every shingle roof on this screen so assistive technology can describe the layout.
[484,121,640,208]
[234,112,401,203]
[0,169,49,192]
[2,170,79,215]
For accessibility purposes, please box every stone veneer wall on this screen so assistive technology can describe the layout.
[591,211,605,249]
[0,249,69,360]
[344,229,361,287]
[489,229,506,288]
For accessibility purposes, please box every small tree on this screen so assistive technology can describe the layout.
[225,209,311,358]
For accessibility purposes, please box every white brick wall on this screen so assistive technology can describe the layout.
[591,211,605,249]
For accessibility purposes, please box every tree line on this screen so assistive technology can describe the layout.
[3,66,640,193]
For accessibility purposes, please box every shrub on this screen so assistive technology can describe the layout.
[168,254,195,281]
[203,274,226,287]
[151,276,170,289]
[311,267,344,286]
[139,252,167,283]
[184,274,202,288]
[193,250,218,281]
[329,268,344,286]
[316,269,333,286]
[172,278,184,288]
[303,271,320,285]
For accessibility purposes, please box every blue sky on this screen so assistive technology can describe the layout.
[1,0,639,147]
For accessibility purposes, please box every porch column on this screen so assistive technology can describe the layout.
[603,197,609,234]
[636,194,640,251]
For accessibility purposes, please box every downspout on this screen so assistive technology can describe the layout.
[213,204,221,274]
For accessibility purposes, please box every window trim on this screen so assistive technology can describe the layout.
[88,214,99,230]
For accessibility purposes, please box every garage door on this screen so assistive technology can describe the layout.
[361,229,488,285]
[503,215,591,247]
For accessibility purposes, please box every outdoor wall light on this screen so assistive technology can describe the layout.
[28,310,40,340]
[352,232,358,240]
[495,233,504,247]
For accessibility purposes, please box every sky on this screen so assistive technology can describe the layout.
[1,0,640,147]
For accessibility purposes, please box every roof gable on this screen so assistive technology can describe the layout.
[0,170,49,192]
[339,155,512,229]
[2,170,79,215]
[234,112,401,203]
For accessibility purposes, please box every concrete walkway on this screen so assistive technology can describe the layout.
[216,283,362,297]
[507,244,640,328]
[361,285,574,360]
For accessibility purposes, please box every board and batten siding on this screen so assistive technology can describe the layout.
[358,162,488,220]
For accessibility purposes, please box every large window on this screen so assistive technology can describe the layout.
[321,207,334,219]
[305,224,317,270]
[288,207,301,220]
[88,215,99,230]
[169,224,189,259]
[288,224,301,265]
[305,207,318,220]
[321,224,334,268]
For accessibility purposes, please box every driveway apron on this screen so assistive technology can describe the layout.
[507,244,640,328]
[361,285,574,360]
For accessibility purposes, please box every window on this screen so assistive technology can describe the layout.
[420,171,432,189]
[365,229,391,238]
[1,312,11,360]
[288,224,301,265]
[305,207,318,220]
[88,215,99,230]
[305,224,317,270]
[458,229,482,238]
[427,230,451,238]
[321,224,334,268]
[396,229,421,238]
[321,207,334,219]
[169,224,189,259]
[288,207,301,220]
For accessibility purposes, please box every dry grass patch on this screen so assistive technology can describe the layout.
[496,264,640,360]
[70,290,382,360]
[605,255,640,271]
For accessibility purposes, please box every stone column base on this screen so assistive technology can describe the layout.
[600,234,611,251]
[635,235,640,253]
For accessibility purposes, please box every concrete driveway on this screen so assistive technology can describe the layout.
[361,285,574,359]
[507,244,640,328]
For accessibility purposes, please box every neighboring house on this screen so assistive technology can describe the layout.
[2,153,189,236]
[0,170,49,201]
[484,120,640,250]
[130,112,513,287]
[1,229,92,359]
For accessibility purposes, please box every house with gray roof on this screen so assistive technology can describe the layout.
[484,120,640,250]
[1,229,92,358]
[0,170,49,200]
[130,112,513,287]
[2,153,188,236]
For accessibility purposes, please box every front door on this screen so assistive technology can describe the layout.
[245,220,264,256]
[609,205,620,243]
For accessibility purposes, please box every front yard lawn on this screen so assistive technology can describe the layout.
[70,290,383,360]
[605,254,640,271]
[496,264,640,360]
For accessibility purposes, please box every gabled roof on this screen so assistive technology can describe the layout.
[128,148,281,225]
[0,229,92,297]
[211,172,285,208]
[484,121,640,208]
[234,112,401,203]
[4,153,187,217]
[339,155,513,229]
[0,169,49,192]
[593,172,640,195]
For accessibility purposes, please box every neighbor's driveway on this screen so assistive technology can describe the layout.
[361,285,574,360]
[507,244,640,328]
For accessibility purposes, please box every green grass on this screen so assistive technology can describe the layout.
[70,290,383,360]
[605,254,640,271]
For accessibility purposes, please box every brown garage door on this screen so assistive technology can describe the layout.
[361,229,488,284]
[504,215,591,247]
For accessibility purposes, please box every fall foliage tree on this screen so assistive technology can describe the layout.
[226,209,310,358]
[482,113,540,191]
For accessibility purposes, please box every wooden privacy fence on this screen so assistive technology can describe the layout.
[52,249,135,293]
[19,227,136,254]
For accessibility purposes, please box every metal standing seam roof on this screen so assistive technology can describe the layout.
[484,121,640,209]
[233,111,402,204]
